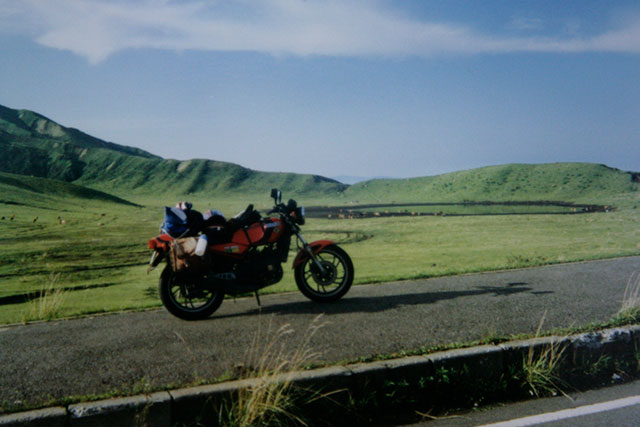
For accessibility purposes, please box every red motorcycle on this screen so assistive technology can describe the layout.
[147,189,354,320]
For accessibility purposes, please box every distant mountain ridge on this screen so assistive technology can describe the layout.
[0,105,157,159]
[332,175,393,185]
[0,104,637,205]
[0,104,346,199]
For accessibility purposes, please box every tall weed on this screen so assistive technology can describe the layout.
[618,271,640,320]
[521,312,568,397]
[23,273,69,322]
[218,314,326,426]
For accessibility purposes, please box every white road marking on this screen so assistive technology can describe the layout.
[478,395,640,426]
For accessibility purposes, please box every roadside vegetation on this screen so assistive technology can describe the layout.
[22,273,69,322]
[519,312,569,398]
[617,272,640,322]
[215,316,326,427]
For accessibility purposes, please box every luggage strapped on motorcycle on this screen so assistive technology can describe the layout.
[161,205,204,272]
[161,206,203,238]
[162,203,262,272]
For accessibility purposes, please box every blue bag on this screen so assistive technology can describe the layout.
[161,207,190,237]
[161,206,205,237]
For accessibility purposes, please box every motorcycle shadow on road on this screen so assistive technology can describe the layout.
[213,282,553,320]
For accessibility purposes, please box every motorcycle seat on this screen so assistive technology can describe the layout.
[227,204,261,232]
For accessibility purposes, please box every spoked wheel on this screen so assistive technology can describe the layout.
[294,244,354,302]
[159,266,224,320]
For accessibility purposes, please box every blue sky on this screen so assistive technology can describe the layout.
[1,0,639,179]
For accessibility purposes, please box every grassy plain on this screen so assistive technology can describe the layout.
[1,184,638,324]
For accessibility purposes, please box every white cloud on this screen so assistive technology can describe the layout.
[3,0,640,63]
[507,17,545,32]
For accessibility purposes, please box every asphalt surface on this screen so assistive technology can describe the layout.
[1,256,639,409]
[415,378,640,426]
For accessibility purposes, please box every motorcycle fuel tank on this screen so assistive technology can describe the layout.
[209,217,284,258]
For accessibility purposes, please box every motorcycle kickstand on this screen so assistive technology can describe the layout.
[254,291,261,307]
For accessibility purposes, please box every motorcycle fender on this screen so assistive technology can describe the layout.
[292,240,335,269]
[148,234,173,252]
[147,250,165,274]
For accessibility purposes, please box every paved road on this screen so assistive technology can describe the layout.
[1,256,639,409]
[414,378,640,426]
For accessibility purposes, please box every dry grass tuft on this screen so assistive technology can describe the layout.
[219,314,327,426]
[522,311,569,397]
[23,273,69,322]
[619,271,640,317]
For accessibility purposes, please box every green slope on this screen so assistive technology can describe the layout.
[344,163,639,205]
[72,155,346,200]
[0,104,347,201]
[0,105,157,159]
[0,105,157,183]
[0,172,138,210]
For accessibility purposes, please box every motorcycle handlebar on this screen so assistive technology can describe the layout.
[268,191,300,224]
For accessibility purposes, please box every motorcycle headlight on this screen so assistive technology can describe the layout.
[294,206,306,225]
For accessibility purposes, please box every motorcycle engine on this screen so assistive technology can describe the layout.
[234,248,283,291]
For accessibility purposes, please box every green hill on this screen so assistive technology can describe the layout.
[0,105,157,158]
[344,163,639,205]
[0,104,347,202]
[0,105,158,182]
[0,171,138,211]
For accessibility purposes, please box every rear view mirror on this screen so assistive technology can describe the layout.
[271,188,282,204]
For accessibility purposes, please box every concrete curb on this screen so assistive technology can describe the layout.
[2,325,639,426]
[67,392,171,427]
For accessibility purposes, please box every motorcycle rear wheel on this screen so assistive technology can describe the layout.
[159,265,224,320]
[294,244,354,303]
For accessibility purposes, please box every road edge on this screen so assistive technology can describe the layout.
[2,324,639,426]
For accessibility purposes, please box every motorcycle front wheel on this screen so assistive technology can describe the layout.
[294,244,354,303]
[159,266,224,320]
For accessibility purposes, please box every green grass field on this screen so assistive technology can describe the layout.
[1,184,638,325]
